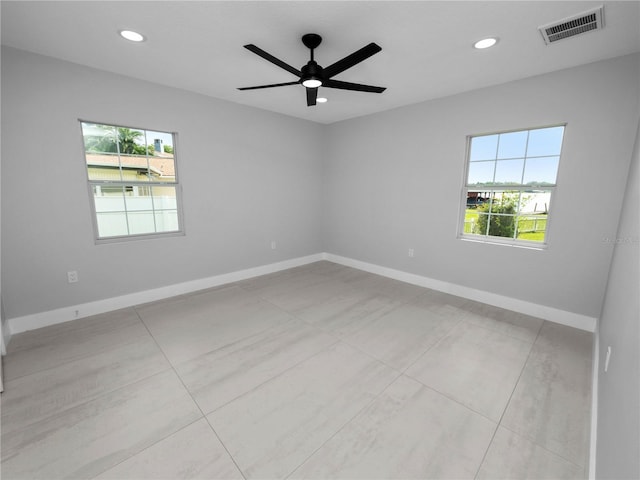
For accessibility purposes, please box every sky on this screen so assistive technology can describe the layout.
[467,126,564,186]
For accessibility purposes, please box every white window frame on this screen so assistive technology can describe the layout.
[80,120,185,243]
[458,124,566,249]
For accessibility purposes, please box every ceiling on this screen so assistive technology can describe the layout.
[2,1,639,124]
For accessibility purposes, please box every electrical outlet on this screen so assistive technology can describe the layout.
[67,271,78,283]
[408,248,415,258]
[604,346,612,372]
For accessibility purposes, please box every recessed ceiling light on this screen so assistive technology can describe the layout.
[474,37,498,49]
[119,30,145,42]
[316,97,328,103]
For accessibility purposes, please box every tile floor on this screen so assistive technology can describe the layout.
[1,261,593,479]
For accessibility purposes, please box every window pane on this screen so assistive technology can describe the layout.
[464,210,489,235]
[488,214,516,238]
[523,156,559,186]
[517,191,551,242]
[125,190,153,212]
[87,158,123,181]
[93,185,125,212]
[151,157,176,183]
[96,212,128,237]
[526,126,564,157]
[152,186,177,209]
[520,190,551,214]
[497,131,528,159]
[472,213,490,235]
[516,214,548,242]
[488,191,520,214]
[466,190,490,209]
[146,131,173,155]
[116,127,147,155]
[467,161,495,185]
[469,135,498,161]
[155,210,179,232]
[83,122,122,181]
[82,123,118,154]
[494,159,524,184]
[128,211,156,235]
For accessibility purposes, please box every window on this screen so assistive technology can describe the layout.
[80,121,183,241]
[460,125,565,247]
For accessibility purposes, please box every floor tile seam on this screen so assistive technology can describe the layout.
[283,369,405,480]
[137,309,250,479]
[462,319,540,480]
[472,319,550,478]
[397,314,467,375]
[461,314,544,345]
[196,336,344,417]
[86,416,210,480]
[325,334,405,375]
[497,319,591,469]
[234,282,317,319]
[0,366,180,457]
[0,362,176,435]
[5,308,143,349]
[202,415,248,480]
[456,313,543,347]
[494,321,543,427]
[402,371,501,425]
[136,296,304,367]
[331,290,437,339]
[1,332,162,392]
[472,418,502,480]
[134,308,207,421]
[497,423,587,470]
[2,311,159,380]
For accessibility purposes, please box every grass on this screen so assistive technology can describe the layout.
[464,209,547,242]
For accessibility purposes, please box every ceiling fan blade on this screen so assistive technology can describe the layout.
[237,81,299,91]
[306,87,318,106]
[323,43,382,79]
[243,44,302,77]
[323,79,386,93]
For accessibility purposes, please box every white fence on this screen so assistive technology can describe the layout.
[95,196,178,237]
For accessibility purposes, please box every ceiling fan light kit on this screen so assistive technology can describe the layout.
[238,33,386,107]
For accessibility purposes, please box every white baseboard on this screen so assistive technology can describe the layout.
[7,253,324,336]
[588,325,600,479]
[6,250,597,340]
[1,320,9,355]
[324,253,597,332]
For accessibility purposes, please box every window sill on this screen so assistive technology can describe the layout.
[458,235,547,251]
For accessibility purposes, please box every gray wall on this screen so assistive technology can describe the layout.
[596,120,639,480]
[2,46,639,330]
[1,47,324,320]
[323,53,640,320]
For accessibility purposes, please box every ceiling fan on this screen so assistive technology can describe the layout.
[238,33,386,106]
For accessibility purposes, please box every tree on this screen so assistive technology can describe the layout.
[474,193,518,238]
[86,125,153,155]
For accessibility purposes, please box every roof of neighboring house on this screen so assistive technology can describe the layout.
[85,152,175,177]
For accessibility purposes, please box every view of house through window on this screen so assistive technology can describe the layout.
[461,125,565,245]
[81,122,182,240]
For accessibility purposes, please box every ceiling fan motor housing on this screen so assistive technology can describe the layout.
[301,61,323,84]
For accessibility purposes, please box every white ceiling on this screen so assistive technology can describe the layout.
[2,1,639,124]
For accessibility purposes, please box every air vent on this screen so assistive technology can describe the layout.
[539,6,604,45]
